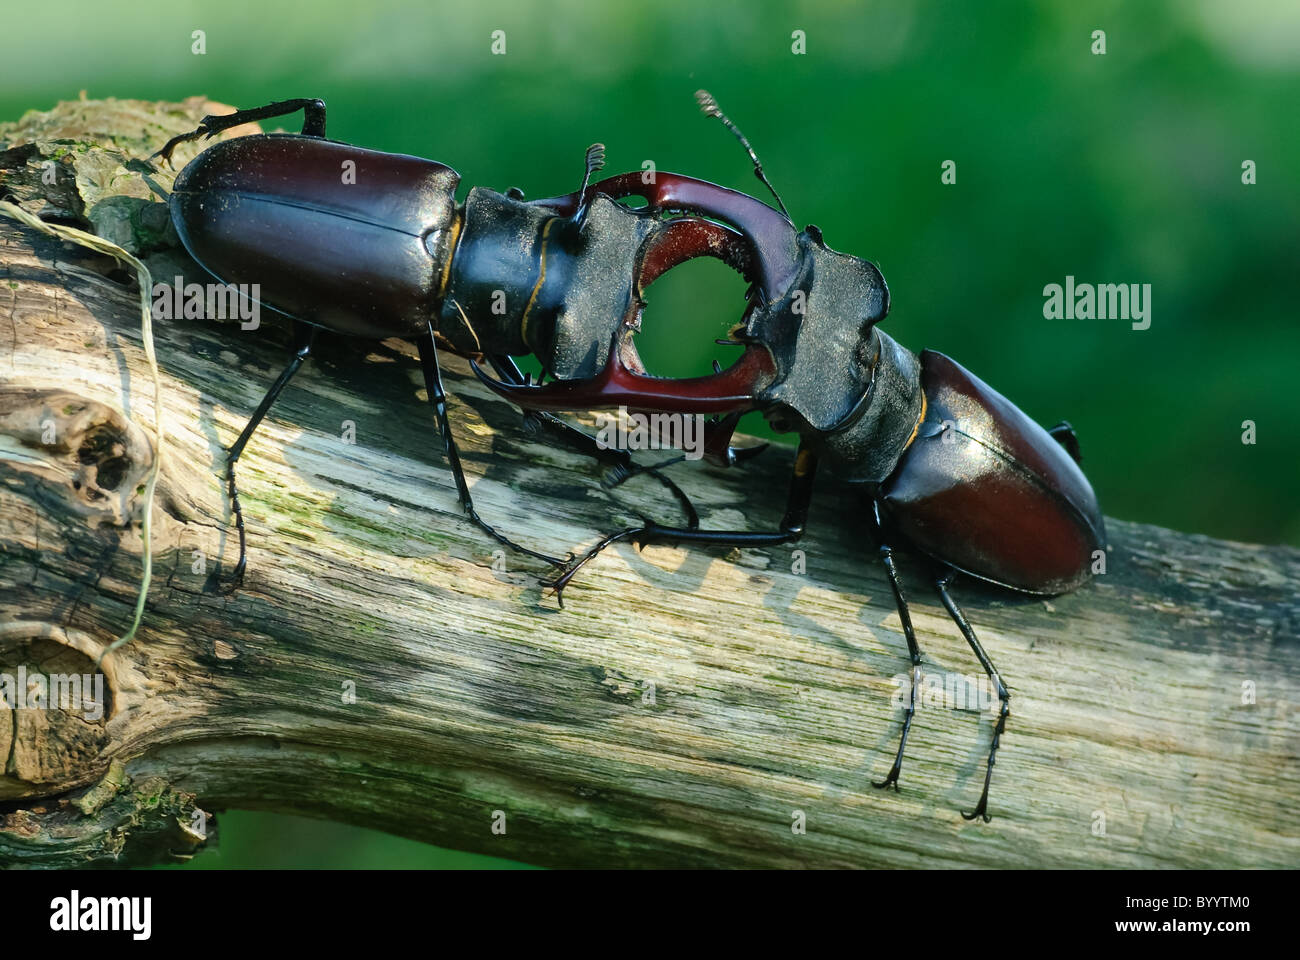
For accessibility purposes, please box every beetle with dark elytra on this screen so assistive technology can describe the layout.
[154,92,1105,821]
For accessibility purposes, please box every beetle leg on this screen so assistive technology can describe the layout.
[417,327,572,569]
[934,570,1011,823]
[869,501,925,793]
[487,354,700,529]
[541,445,817,606]
[224,321,318,588]
[154,98,328,165]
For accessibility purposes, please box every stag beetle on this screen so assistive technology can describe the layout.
[472,92,1107,821]
[153,97,740,581]
[157,95,1104,821]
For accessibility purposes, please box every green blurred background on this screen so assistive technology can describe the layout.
[4,0,1296,867]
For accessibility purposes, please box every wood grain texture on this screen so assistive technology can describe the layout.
[0,99,1297,868]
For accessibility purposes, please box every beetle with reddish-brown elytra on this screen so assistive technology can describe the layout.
[475,93,1106,821]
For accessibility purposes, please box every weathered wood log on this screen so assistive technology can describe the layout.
[1,99,1297,869]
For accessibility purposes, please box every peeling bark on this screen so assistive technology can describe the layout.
[0,99,1297,868]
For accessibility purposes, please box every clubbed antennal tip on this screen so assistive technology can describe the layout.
[695,89,722,118]
[585,142,606,178]
[694,89,790,220]
[573,142,607,231]
[578,142,606,198]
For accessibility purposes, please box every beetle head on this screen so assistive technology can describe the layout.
[739,225,891,436]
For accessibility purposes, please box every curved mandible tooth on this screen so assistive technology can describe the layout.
[700,410,769,468]
[637,217,753,289]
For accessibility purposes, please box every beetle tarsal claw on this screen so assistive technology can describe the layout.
[872,770,902,791]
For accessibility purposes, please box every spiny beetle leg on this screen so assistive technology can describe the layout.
[543,445,817,605]
[934,570,1011,823]
[417,329,572,569]
[223,321,318,590]
[870,524,925,792]
[540,523,652,609]
[154,97,327,166]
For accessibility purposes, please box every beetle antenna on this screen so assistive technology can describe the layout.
[572,142,606,231]
[695,89,790,220]
[580,143,606,194]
